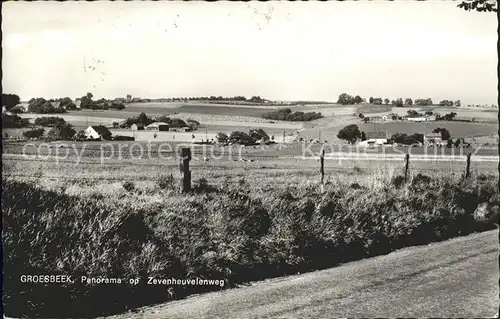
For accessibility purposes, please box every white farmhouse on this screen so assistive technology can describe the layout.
[359,131,388,146]
[84,125,112,140]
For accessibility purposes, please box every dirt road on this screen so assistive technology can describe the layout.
[107,230,499,319]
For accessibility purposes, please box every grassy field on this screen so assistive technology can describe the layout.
[121,102,276,118]
[297,119,498,144]
[357,121,497,137]
[3,150,498,317]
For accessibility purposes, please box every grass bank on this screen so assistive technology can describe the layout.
[2,172,498,318]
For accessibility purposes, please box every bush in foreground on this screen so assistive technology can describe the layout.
[2,173,498,317]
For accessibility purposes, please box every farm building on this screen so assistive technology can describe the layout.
[85,125,112,140]
[366,131,388,144]
[382,113,400,121]
[75,99,82,109]
[358,131,388,146]
[131,123,144,130]
[424,132,445,146]
[145,122,169,131]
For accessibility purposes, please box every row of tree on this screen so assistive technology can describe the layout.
[215,129,271,146]
[262,108,323,121]
[79,93,126,110]
[28,98,68,114]
[337,94,462,107]
[21,123,76,140]
[337,124,455,145]
[439,100,461,107]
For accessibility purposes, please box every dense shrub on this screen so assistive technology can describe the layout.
[2,113,29,128]
[2,173,498,318]
[46,123,76,141]
[262,108,322,122]
[22,128,45,139]
[34,116,66,127]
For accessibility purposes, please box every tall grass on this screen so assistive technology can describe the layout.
[2,171,498,318]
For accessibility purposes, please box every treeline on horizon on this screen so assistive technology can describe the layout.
[336,93,462,107]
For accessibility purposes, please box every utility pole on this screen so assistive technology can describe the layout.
[318,129,321,143]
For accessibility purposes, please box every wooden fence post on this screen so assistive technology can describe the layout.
[404,154,410,181]
[179,147,191,192]
[320,149,325,185]
[465,152,471,178]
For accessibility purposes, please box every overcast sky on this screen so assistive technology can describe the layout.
[2,1,498,104]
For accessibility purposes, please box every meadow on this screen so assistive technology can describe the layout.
[3,151,498,318]
[297,119,498,144]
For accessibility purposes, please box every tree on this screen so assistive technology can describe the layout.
[433,127,451,141]
[186,119,200,131]
[47,123,76,140]
[23,128,44,139]
[391,133,424,145]
[415,98,433,106]
[384,98,390,105]
[337,124,361,144]
[60,97,76,110]
[216,132,229,144]
[28,98,66,114]
[369,97,374,104]
[442,112,457,121]
[407,110,419,116]
[455,100,461,107]
[337,93,355,105]
[354,95,363,104]
[249,128,269,142]
[395,98,404,107]
[229,131,256,145]
[361,131,367,141]
[137,112,154,126]
[262,108,321,121]
[405,98,413,106]
[2,94,21,110]
[458,0,497,12]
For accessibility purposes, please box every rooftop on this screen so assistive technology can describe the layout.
[146,122,169,127]
[89,125,111,136]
